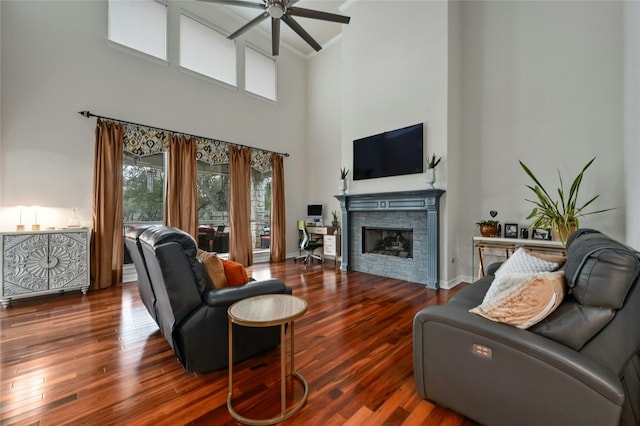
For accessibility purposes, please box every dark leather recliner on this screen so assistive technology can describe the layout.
[126,225,292,372]
[125,225,158,322]
[413,229,640,425]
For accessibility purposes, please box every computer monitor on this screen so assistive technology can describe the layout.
[307,204,323,222]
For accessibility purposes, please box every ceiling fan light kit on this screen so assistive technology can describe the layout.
[201,0,351,56]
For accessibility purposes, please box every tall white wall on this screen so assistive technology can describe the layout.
[0,1,308,252]
[306,39,343,223]
[461,1,625,235]
[624,1,640,249]
[458,0,625,277]
[341,1,449,196]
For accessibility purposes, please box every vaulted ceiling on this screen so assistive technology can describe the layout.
[203,0,349,57]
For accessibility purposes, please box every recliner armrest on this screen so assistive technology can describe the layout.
[414,305,623,426]
[202,279,292,308]
[415,305,623,402]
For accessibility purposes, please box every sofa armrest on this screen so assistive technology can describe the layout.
[202,279,291,308]
[485,261,503,276]
[413,305,623,426]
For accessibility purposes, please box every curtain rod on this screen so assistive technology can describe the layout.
[78,110,290,157]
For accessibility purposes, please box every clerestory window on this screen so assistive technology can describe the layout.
[108,0,167,61]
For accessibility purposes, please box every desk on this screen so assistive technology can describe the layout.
[305,226,340,262]
[473,236,566,278]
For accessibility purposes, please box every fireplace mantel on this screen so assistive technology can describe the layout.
[335,189,445,289]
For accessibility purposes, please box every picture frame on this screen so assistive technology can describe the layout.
[532,227,551,240]
[504,223,518,239]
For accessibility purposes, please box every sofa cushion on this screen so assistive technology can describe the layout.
[197,250,228,289]
[527,229,640,350]
[481,248,565,304]
[196,250,249,288]
[220,258,250,286]
[495,247,565,277]
[470,271,566,329]
[529,295,615,350]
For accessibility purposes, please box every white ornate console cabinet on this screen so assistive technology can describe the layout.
[1,229,90,308]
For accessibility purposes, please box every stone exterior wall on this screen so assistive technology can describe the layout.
[250,170,270,248]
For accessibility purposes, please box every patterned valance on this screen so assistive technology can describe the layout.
[123,123,168,157]
[121,121,275,170]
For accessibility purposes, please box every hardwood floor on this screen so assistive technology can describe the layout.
[1,260,477,425]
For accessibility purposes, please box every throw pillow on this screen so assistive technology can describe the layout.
[482,248,566,303]
[495,248,566,277]
[220,258,250,287]
[196,250,228,289]
[470,271,566,329]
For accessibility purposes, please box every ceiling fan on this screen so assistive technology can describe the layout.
[200,0,351,56]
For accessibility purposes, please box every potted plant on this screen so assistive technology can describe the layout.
[425,153,442,189]
[519,157,613,243]
[331,211,339,227]
[339,168,349,195]
[476,220,500,237]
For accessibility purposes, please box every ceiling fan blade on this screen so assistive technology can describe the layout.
[282,15,322,52]
[198,0,266,10]
[228,11,269,39]
[287,7,351,24]
[272,18,280,56]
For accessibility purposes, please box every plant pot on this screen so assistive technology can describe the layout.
[338,179,346,195]
[479,225,498,237]
[426,168,436,189]
[552,222,577,244]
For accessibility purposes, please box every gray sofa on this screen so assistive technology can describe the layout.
[413,229,640,425]
[125,225,292,372]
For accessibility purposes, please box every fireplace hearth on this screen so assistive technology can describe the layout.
[335,190,444,289]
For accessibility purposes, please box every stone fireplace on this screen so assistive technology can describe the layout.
[335,190,444,289]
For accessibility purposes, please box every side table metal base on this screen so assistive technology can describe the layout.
[227,298,309,426]
[227,371,308,426]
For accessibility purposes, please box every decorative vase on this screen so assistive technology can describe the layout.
[338,179,347,195]
[479,225,498,237]
[426,168,436,189]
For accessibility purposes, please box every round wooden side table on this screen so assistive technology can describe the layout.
[227,294,308,425]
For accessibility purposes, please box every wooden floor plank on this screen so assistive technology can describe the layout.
[0,260,476,425]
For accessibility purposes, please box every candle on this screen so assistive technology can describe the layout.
[33,205,39,224]
[16,206,25,231]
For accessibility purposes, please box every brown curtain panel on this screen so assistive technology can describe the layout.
[91,119,124,290]
[270,154,286,262]
[165,134,199,240]
[229,146,253,266]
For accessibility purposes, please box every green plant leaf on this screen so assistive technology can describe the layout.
[519,157,612,231]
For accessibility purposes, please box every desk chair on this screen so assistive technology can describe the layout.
[294,222,323,264]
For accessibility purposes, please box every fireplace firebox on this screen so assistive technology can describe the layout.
[363,227,413,258]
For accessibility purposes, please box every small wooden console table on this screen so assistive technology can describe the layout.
[227,294,308,425]
[473,236,566,278]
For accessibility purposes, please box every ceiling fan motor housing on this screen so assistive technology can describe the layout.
[267,1,285,19]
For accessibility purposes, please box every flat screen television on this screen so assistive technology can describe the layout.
[353,123,424,181]
[307,204,323,222]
